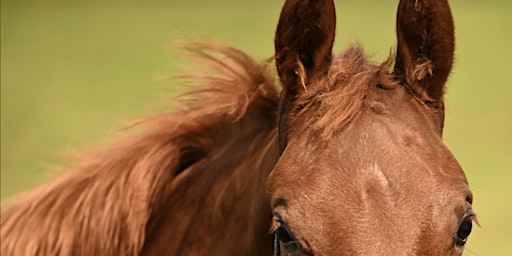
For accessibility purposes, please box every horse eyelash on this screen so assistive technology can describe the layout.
[269,217,282,234]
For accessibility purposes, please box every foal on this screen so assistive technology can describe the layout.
[1,0,475,255]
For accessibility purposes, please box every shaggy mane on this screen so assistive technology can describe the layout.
[0,43,279,256]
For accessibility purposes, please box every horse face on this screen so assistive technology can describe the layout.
[268,0,475,255]
[268,77,474,255]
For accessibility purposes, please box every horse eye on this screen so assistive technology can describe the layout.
[454,216,473,246]
[275,226,300,250]
[276,226,294,244]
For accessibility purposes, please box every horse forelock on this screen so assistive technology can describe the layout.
[0,42,279,255]
[291,46,398,140]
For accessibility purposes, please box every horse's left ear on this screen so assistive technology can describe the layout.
[394,0,454,104]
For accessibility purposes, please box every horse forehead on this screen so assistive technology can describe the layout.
[269,121,469,219]
[270,114,466,198]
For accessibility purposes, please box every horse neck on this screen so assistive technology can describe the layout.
[141,103,279,255]
[1,42,281,255]
[1,106,279,256]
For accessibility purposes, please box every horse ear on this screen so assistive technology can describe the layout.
[275,0,336,152]
[274,0,336,101]
[394,0,454,104]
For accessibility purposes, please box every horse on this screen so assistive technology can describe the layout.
[1,0,476,255]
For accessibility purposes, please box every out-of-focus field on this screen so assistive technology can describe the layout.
[1,0,510,254]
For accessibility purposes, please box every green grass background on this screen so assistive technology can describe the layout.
[1,0,510,254]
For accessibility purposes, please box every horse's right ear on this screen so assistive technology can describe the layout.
[274,0,336,101]
[275,0,336,152]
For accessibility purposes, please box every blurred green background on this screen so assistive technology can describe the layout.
[1,0,510,254]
